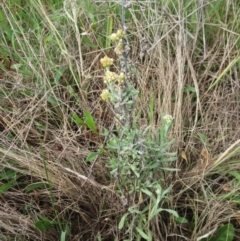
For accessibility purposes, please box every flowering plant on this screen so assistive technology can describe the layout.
[100,29,178,240]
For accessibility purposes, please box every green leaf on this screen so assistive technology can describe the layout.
[53,66,68,85]
[60,230,67,241]
[67,86,80,104]
[207,223,234,241]
[35,218,53,231]
[197,133,208,145]
[0,179,16,195]
[160,185,172,198]
[231,198,240,204]
[44,33,54,44]
[174,216,188,224]
[34,121,46,130]
[128,207,143,215]
[47,95,58,106]
[21,90,33,97]
[184,86,196,93]
[229,171,240,183]
[25,182,51,193]
[81,35,98,49]
[130,164,140,178]
[161,208,179,218]
[136,226,150,240]
[118,213,128,230]
[85,152,98,163]
[0,169,16,181]
[147,162,160,169]
[83,109,98,134]
[0,91,6,98]
[149,208,163,221]
[97,232,102,241]
[147,229,153,241]
[72,112,84,126]
[105,15,113,49]
[141,188,153,197]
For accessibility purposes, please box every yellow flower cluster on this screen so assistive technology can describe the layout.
[118,72,126,83]
[103,70,118,83]
[100,56,114,68]
[103,71,126,84]
[114,40,123,55]
[110,29,125,42]
[100,89,110,101]
[99,29,127,101]
[163,115,173,124]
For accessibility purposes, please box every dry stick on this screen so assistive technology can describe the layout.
[196,225,218,241]
[212,139,240,167]
[186,50,201,129]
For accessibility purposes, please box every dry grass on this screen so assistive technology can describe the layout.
[0,0,240,240]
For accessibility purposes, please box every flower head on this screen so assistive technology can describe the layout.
[103,70,118,83]
[118,72,126,83]
[110,33,119,42]
[100,89,110,101]
[114,40,123,55]
[162,115,173,124]
[110,29,125,42]
[100,56,114,68]
[116,29,125,38]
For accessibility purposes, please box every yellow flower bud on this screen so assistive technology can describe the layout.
[114,40,123,55]
[110,33,119,42]
[100,89,110,101]
[100,56,114,68]
[104,70,118,83]
[163,115,173,124]
[118,72,126,83]
[116,29,125,38]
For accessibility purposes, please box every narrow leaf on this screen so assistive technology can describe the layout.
[174,216,188,224]
[162,208,179,218]
[229,171,240,183]
[35,219,53,231]
[72,112,84,126]
[141,188,153,197]
[85,152,98,163]
[81,35,98,49]
[209,223,234,241]
[25,182,50,193]
[60,230,67,241]
[54,66,68,84]
[83,109,98,134]
[118,213,128,230]
[149,208,163,221]
[105,15,113,49]
[0,169,16,180]
[47,95,58,106]
[136,227,150,240]
[197,133,208,145]
[184,86,196,93]
[0,179,16,195]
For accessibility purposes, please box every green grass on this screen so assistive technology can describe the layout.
[0,0,240,240]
